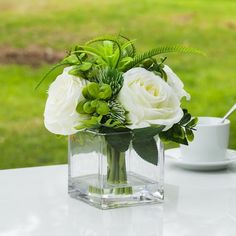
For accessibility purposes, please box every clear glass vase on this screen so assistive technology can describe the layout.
[68,130,164,209]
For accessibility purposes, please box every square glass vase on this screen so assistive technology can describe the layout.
[68,130,164,209]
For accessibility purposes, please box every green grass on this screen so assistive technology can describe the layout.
[0,0,236,169]
[0,65,67,168]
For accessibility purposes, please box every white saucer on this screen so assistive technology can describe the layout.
[165,148,236,171]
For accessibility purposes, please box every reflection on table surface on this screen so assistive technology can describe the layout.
[0,160,236,236]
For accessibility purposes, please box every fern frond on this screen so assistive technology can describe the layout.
[108,100,127,125]
[124,45,205,71]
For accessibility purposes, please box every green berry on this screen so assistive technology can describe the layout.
[82,87,90,99]
[91,99,99,108]
[76,100,86,114]
[98,84,112,100]
[83,101,96,114]
[87,82,100,99]
[96,101,110,115]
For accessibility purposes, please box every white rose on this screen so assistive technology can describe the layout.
[44,67,87,135]
[163,65,190,100]
[118,67,183,130]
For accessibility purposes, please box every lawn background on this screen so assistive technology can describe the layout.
[0,0,236,169]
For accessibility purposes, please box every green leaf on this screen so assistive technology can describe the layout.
[106,133,132,152]
[79,62,92,71]
[133,137,159,165]
[68,67,85,78]
[68,63,92,78]
[105,120,122,128]
[171,136,188,145]
[85,36,122,68]
[132,126,165,165]
[159,129,188,145]
[77,115,103,129]
[101,127,132,152]
[72,45,108,63]
[133,126,165,138]
[186,117,198,128]
[118,56,133,70]
[173,124,185,139]
[63,54,79,64]
[179,113,191,125]
[186,128,194,142]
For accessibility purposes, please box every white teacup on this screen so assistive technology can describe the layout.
[180,117,230,162]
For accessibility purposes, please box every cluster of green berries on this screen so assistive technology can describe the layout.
[76,82,112,116]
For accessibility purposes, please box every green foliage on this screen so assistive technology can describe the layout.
[140,57,168,80]
[118,34,136,57]
[96,68,123,97]
[100,126,165,165]
[100,127,132,152]
[63,54,80,64]
[35,36,135,94]
[160,109,198,145]
[107,100,127,125]
[132,126,165,165]
[68,62,92,78]
[85,36,122,68]
[124,45,205,71]
[36,36,203,156]
[76,80,127,128]
[33,31,205,169]
[76,115,103,130]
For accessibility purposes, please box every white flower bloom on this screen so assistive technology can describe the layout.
[118,67,184,130]
[163,65,190,100]
[44,67,87,135]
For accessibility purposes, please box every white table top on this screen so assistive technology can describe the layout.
[0,158,236,236]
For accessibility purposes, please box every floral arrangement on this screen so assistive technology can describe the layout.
[40,35,199,172]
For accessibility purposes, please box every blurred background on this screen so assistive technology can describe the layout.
[0,0,236,169]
